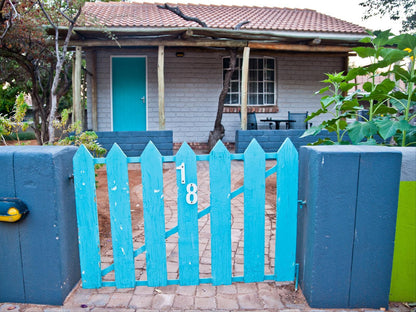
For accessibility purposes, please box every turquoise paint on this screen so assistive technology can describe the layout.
[210,141,232,285]
[244,139,266,283]
[112,57,146,131]
[73,139,298,288]
[73,145,102,289]
[106,144,135,288]
[140,142,168,286]
[175,143,200,285]
[275,138,298,281]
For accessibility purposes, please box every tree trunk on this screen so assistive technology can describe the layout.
[208,48,237,151]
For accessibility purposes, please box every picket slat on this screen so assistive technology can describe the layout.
[176,142,200,285]
[106,144,135,288]
[141,141,168,287]
[275,138,298,281]
[209,141,232,285]
[243,139,266,282]
[73,145,102,288]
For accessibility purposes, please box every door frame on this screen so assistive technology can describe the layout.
[110,55,148,131]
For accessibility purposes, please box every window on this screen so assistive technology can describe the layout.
[223,57,276,106]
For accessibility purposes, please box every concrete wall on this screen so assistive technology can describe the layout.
[96,130,173,156]
[0,146,80,305]
[86,48,344,143]
[297,145,402,309]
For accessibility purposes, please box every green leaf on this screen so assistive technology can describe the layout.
[375,118,399,139]
[308,138,337,145]
[397,120,412,132]
[353,47,376,58]
[373,30,395,47]
[300,126,322,138]
[389,33,416,51]
[379,48,408,65]
[390,98,408,111]
[373,103,397,115]
[321,96,335,107]
[345,67,368,81]
[340,82,358,92]
[357,138,378,145]
[316,86,330,94]
[306,108,328,121]
[347,120,378,144]
[393,65,411,82]
[340,99,361,111]
[362,82,373,92]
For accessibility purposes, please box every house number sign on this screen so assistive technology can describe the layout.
[176,162,198,205]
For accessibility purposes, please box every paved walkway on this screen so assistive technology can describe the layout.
[1,162,412,312]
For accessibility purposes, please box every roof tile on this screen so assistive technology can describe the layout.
[80,2,367,34]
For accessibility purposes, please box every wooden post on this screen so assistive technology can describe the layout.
[158,46,165,130]
[91,50,98,131]
[73,46,82,126]
[241,47,250,130]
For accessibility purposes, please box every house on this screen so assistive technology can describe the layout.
[68,2,368,152]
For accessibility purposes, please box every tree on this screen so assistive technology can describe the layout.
[359,0,416,32]
[0,0,81,144]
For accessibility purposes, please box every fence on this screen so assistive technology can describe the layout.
[73,138,298,288]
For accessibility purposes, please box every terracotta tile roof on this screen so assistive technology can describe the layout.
[80,2,367,34]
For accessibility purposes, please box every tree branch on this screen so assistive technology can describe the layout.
[234,21,249,30]
[157,4,207,27]
[37,0,57,30]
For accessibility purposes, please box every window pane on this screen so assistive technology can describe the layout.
[249,59,257,70]
[231,94,239,104]
[231,70,239,80]
[267,82,274,93]
[258,82,263,92]
[266,70,274,81]
[249,94,257,105]
[266,58,274,69]
[231,81,239,92]
[249,70,257,80]
[223,58,230,68]
[258,59,263,70]
[266,94,274,104]
[258,95,264,104]
[225,94,231,104]
[258,71,263,81]
[249,82,257,93]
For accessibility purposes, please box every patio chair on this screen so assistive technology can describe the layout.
[287,111,311,129]
[239,112,258,130]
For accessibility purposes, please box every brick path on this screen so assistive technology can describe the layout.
[0,161,411,312]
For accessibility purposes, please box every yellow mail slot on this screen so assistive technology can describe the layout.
[0,198,29,222]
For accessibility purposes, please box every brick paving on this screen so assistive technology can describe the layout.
[1,161,412,312]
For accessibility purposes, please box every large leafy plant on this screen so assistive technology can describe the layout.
[302,30,416,146]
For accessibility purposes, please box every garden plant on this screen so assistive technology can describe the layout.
[302,30,416,147]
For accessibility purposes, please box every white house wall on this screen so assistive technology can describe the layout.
[86,48,344,143]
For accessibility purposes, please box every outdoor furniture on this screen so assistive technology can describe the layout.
[260,118,295,130]
[240,112,258,130]
[287,111,311,129]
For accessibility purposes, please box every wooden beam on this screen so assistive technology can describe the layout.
[158,45,165,130]
[91,50,98,131]
[241,47,250,131]
[248,42,353,52]
[73,46,82,125]
[69,39,247,48]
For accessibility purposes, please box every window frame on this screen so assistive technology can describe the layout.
[222,56,277,107]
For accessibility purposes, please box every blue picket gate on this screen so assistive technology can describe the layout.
[73,138,298,289]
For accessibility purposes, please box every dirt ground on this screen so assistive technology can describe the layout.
[94,161,277,254]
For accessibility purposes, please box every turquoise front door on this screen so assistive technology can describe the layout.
[112,57,146,131]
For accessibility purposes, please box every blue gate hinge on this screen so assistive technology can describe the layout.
[297,200,306,209]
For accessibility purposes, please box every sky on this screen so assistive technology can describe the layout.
[142,0,402,34]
